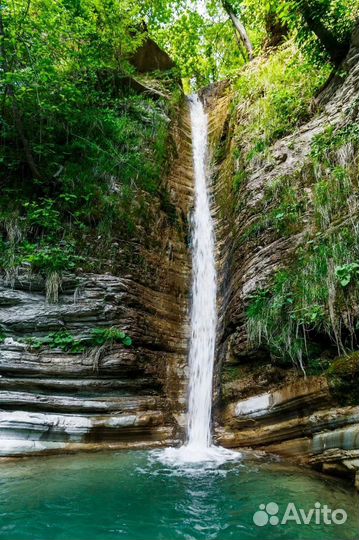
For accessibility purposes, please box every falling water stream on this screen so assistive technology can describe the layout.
[186,94,217,449]
[161,94,237,464]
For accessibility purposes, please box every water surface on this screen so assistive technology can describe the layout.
[0,451,357,540]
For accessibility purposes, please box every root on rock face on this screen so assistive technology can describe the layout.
[46,271,62,304]
[87,344,110,373]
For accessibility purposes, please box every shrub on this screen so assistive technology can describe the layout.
[247,227,359,371]
[90,327,132,347]
[26,327,132,354]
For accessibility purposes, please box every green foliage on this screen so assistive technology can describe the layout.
[306,357,330,376]
[24,200,62,232]
[311,123,359,162]
[233,170,248,191]
[0,237,80,277]
[26,327,132,354]
[327,351,359,405]
[232,42,330,163]
[267,200,304,235]
[240,174,305,242]
[267,175,307,233]
[245,112,359,372]
[245,0,359,63]
[335,263,359,287]
[27,331,85,354]
[90,328,133,347]
[247,227,359,370]
[1,0,359,369]
[222,365,245,384]
[0,0,178,285]
[23,244,79,274]
[327,351,359,377]
[306,124,359,266]
[146,0,359,88]
[147,3,246,90]
[313,172,350,228]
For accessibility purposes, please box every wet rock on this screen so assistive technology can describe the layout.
[130,38,175,73]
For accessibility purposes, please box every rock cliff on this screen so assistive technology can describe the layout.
[0,103,193,456]
[207,26,359,488]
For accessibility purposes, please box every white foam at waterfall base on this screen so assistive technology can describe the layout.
[158,444,240,467]
[157,94,240,467]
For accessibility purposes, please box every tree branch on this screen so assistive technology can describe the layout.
[222,0,253,61]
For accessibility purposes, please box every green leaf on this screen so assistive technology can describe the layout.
[122,335,132,347]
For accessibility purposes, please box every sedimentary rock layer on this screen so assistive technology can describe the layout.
[0,101,194,456]
[208,27,359,488]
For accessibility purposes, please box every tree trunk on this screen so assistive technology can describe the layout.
[297,0,349,64]
[265,10,288,48]
[222,0,253,61]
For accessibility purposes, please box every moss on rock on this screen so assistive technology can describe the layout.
[326,351,359,405]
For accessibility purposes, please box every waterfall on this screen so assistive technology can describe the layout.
[186,94,217,449]
[159,94,238,464]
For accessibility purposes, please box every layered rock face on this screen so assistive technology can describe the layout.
[0,104,193,456]
[216,377,359,489]
[207,29,359,488]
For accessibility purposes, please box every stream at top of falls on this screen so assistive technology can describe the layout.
[0,95,358,540]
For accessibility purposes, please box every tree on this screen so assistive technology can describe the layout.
[0,0,146,184]
[0,0,41,179]
[279,0,351,64]
[221,0,254,60]
[298,1,350,63]
[144,0,247,89]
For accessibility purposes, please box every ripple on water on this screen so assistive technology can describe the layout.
[0,451,357,540]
